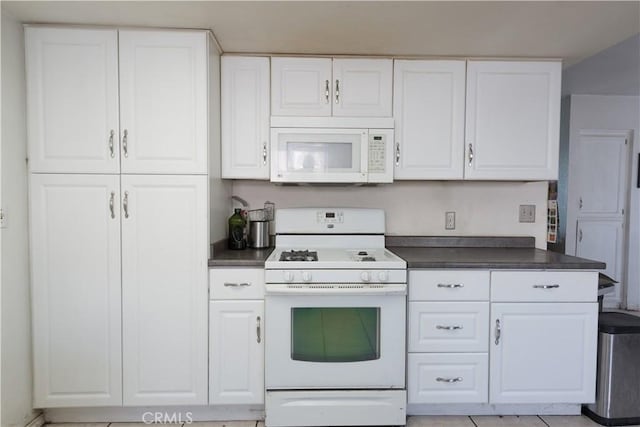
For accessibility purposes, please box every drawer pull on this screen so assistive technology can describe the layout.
[437,283,464,289]
[436,377,463,383]
[223,282,251,287]
[436,325,463,331]
[533,284,560,289]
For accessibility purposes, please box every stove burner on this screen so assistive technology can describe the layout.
[279,250,318,262]
[358,251,368,256]
[361,256,376,262]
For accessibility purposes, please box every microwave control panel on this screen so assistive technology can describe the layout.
[368,133,386,173]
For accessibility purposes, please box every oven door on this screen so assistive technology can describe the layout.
[270,128,368,183]
[265,286,406,389]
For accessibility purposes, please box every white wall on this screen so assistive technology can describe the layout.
[563,33,640,96]
[1,10,38,427]
[565,95,640,309]
[231,180,549,249]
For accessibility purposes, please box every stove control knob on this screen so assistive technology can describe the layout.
[378,271,389,282]
[302,271,312,282]
[284,271,294,283]
[361,271,371,283]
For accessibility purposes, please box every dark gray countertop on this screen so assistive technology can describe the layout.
[208,241,274,267]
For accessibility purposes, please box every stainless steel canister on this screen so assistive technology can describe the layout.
[249,220,270,248]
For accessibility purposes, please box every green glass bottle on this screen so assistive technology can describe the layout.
[228,208,246,250]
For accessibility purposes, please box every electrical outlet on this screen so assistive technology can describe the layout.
[445,211,456,230]
[519,204,536,223]
[0,208,6,229]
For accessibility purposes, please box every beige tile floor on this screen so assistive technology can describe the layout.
[43,416,640,427]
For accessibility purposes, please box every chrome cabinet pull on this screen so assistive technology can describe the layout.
[495,319,501,345]
[436,377,463,383]
[123,191,129,219]
[436,325,463,331]
[325,80,330,104]
[335,79,340,104]
[468,143,474,166]
[122,129,129,158]
[579,197,583,209]
[223,282,251,287]
[262,142,268,165]
[109,192,115,219]
[395,143,400,166]
[109,130,115,158]
[256,316,262,343]
[533,284,560,289]
[579,228,583,242]
[437,283,464,289]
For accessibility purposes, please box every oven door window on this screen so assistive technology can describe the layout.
[291,307,380,362]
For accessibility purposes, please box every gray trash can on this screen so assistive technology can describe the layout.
[583,312,640,426]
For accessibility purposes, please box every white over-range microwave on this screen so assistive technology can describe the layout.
[270,117,394,184]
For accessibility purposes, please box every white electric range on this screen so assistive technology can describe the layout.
[264,208,407,427]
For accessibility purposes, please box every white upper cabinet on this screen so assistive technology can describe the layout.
[221,56,271,179]
[271,57,392,117]
[26,27,208,175]
[119,30,208,174]
[30,174,122,407]
[332,58,392,117]
[25,27,120,174]
[465,61,561,180]
[271,57,332,116]
[393,60,466,179]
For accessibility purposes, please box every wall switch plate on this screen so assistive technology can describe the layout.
[0,208,6,229]
[519,204,536,223]
[445,211,456,230]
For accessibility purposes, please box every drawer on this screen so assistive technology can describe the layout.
[408,353,488,404]
[209,268,265,300]
[491,271,597,302]
[408,302,489,352]
[409,270,490,301]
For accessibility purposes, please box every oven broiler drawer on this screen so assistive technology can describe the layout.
[265,268,406,284]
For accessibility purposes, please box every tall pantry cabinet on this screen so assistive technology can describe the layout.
[26,26,210,407]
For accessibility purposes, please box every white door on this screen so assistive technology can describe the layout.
[465,61,561,180]
[25,27,120,174]
[271,57,332,116]
[121,175,208,405]
[332,58,392,117]
[119,30,208,174]
[393,60,466,179]
[209,300,264,405]
[30,174,122,407]
[221,56,271,179]
[490,302,597,404]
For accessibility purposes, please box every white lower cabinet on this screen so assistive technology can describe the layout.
[209,268,265,405]
[490,302,598,404]
[210,300,264,404]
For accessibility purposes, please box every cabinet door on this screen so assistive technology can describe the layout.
[25,27,120,173]
[465,61,561,180]
[490,303,597,404]
[119,30,208,174]
[332,58,392,117]
[221,56,270,179]
[121,175,208,405]
[30,174,122,407]
[271,57,332,116]
[393,60,466,179]
[210,300,264,405]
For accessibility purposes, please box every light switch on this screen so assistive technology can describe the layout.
[519,205,536,223]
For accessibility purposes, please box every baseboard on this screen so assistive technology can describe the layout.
[44,406,265,423]
[407,403,581,416]
[25,413,46,427]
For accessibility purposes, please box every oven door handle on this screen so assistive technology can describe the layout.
[265,284,407,296]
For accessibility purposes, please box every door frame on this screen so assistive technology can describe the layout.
[566,129,633,308]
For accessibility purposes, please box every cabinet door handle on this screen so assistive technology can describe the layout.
[109,130,115,158]
[335,79,340,104]
[109,192,115,219]
[437,283,464,289]
[263,142,268,165]
[579,228,583,242]
[468,143,474,166]
[122,129,129,158]
[436,325,463,331]
[436,377,463,383]
[533,284,560,289]
[395,143,400,166]
[123,191,129,219]
[256,316,262,343]
[579,197,583,209]
[495,319,501,345]
[325,80,330,104]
